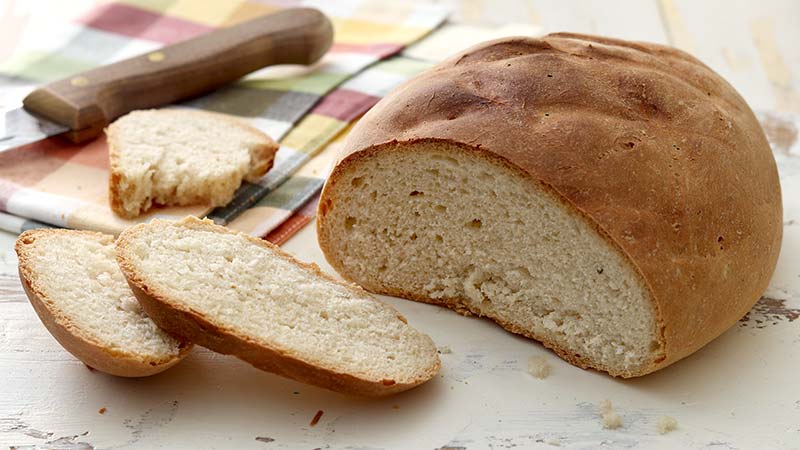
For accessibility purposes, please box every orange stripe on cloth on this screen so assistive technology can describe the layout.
[266,213,313,245]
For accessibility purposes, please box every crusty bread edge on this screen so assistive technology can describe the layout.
[15,229,192,377]
[318,33,782,379]
[115,216,441,397]
[317,139,667,379]
[107,109,279,218]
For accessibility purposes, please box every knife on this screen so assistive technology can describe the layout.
[0,7,333,153]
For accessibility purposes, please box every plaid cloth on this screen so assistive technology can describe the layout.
[227,55,434,239]
[0,0,447,240]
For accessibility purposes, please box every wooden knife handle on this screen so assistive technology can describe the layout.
[22,8,333,142]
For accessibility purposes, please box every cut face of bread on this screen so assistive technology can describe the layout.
[15,230,190,377]
[319,143,660,377]
[115,217,440,396]
[108,109,278,218]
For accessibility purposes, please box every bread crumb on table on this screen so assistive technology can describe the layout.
[438,346,452,354]
[657,415,678,434]
[547,438,561,446]
[527,355,551,379]
[309,409,324,427]
[98,407,106,414]
[599,399,622,429]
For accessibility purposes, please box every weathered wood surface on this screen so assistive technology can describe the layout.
[1,0,799,448]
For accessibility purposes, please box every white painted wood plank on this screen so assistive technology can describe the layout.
[2,1,800,448]
[435,0,669,44]
[664,0,800,112]
[526,0,669,43]
[1,222,800,449]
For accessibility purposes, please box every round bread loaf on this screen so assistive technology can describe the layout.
[317,33,782,377]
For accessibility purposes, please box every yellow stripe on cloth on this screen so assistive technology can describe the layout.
[333,18,432,45]
[119,0,247,26]
[221,2,281,26]
[280,114,345,155]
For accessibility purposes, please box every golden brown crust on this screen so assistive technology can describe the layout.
[115,217,440,396]
[106,109,278,218]
[107,127,126,218]
[318,34,782,377]
[244,142,277,182]
[15,229,191,377]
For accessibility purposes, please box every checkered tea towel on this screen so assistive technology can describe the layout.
[0,0,448,238]
[227,23,548,243]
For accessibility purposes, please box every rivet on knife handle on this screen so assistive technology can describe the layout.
[21,8,333,143]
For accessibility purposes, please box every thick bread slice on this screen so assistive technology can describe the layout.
[115,216,440,396]
[15,229,191,377]
[317,34,782,377]
[108,109,278,218]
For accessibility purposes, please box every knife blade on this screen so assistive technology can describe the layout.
[0,7,332,154]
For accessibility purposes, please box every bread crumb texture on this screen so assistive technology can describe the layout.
[599,399,622,429]
[321,143,658,376]
[108,109,276,218]
[16,230,182,360]
[657,415,678,434]
[120,217,439,385]
[527,355,551,379]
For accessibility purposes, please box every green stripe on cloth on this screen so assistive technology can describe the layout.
[184,86,320,122]
[253,175,323,210]
[116,0,186,14]
[240,72,352,95]
[0,51,96,82]
[281,115,346,155]
[373,56,434,76]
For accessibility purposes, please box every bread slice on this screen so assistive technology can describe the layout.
[115,216,440,396]
[15,229,191,376]
[108,109,278,218]
[317,34,782,377]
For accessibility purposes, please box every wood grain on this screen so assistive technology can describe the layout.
[22,8,333,142]
[2,1,800,449]
[0,273,25,303]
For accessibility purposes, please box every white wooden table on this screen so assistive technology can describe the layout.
[2,1,800,449]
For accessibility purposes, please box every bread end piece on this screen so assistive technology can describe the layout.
[16,229,191,377]
[107,109,279,218]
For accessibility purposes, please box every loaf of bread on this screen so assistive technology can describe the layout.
[317,34,782,377]
[116,217,440,396]
[108,109,278,218]
[15,229,191,376]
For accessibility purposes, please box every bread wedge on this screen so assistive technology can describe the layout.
[108,109,279,218]
[15,229,191,377]
[115,217,440,396]
[317,34,782,377]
